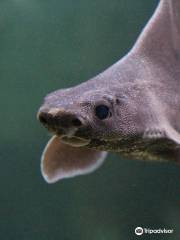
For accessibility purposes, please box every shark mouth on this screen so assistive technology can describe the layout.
[60,136,90,147]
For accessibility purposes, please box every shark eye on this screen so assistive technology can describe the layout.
[95,105,110,120]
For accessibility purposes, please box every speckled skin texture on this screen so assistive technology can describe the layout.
[39,0,180,164]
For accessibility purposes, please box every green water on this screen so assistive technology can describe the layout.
[0,0,179,239]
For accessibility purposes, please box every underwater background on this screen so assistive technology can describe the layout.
[0,0,179,239]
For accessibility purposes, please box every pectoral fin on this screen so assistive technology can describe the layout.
[41,136,107,183]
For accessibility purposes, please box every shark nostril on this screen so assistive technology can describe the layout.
[71,118,82,127]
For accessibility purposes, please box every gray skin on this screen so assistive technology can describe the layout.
[38,0,180,183]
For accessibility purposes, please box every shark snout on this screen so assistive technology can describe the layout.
[37,107,83,135]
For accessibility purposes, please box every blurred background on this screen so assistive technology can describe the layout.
[0,0,179,239]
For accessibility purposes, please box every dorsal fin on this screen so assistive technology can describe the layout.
[132,0,180,61]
